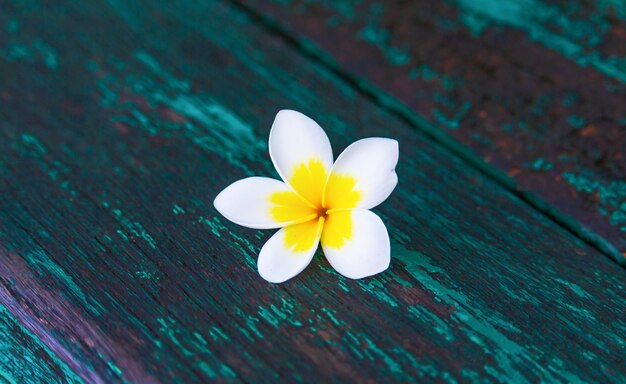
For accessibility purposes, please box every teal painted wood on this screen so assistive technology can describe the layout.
[0,0,625,382]
[0,304,84,384]
[238,0,626,262]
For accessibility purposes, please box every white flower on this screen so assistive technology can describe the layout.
[214,110,399,283]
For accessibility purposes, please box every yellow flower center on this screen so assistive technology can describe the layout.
[268,159,361,252]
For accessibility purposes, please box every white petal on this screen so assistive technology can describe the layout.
[269,110,333,205]
[214,177,316,229]
[258,219,324,283]
[321,209,390,279]
[324,138,398,209]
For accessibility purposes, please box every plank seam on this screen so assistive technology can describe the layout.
[227,0,626,268]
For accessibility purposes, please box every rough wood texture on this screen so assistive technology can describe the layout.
[0,0,625,382]
[239,0,626,261]
[0,304,83,384]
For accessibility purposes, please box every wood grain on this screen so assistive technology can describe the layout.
[238,0,626,261]
[0,0,625,382]
[0,304,83,384]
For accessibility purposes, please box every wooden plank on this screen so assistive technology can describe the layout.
[0,0,625,382]
[0,304,83,384]
[237,0,626,261]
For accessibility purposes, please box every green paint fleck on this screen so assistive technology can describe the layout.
[172,204,186,215]
[258,298,303,328]
[453,0,626,83]
[562,92,579,107]
[155,317,236,379]
[3,39,58,69]
[392,243,585,382]
[567,116,585,129]
[471,132,490,145]
[26,248,105,316]
[359,26,410,65]
[135,271,152,279]
[432,101,472,130]
[20,134,47,156]
[107,360,123,376]
[460,12,490,36]
[0,305,84,383]
[111,208,158,248]
[525,158,553,171]
[562,171,626,232]
[357,278,398,307]
[321,308,344,326]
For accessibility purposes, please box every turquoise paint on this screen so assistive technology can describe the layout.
[471,132,490,145]
[20,134,47,157]
[17,134,78,197]
[358,333,404,375]
[105,359,123,377]
[115,229,129,241]
[432,100,472,130]
[408,64,456,86]
[525,158,553,171]
[111,208,158,249]
[33,41,59,70]
[0,305,84,383]
[530,95,551,115]
[567,115,585,129]
[257,298,304,328]
[407,305,456,342]
[6,20,19,33]
[596,0,626,19]
[26,248,105,316]
[356,278,399,307]
[172,204,186,215]
[333,325,452,381]
[205,326,230,342]
[163,4,357,101]
[460,11,490,36]
[155,317,236,379]
[0,370,16,384]
[563,171,626,232]
[198,215,258,270]
[392,243,587,382]
[314,0,428,83]
[1,39,58,70]
[134,271,152,279]
[452,0,626,83]
[233,308,264,340]
[326,15,340,27]
[92,51,267,175]
[321,307,344,326]
[317,0,358,21]
[2,0,624,380]
[359,26,410,65]
[561,91,579,107]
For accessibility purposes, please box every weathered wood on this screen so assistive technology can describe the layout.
[0,304,83,384]
[0,0,625,382]
[238,0,626,261]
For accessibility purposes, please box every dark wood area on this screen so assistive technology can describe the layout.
[239,0,626,261]
[0,0,624,382]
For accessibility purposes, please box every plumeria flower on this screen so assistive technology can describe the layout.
[214,110,399,283]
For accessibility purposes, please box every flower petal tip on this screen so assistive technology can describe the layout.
[335,251,391,280]
[341,263,390,280]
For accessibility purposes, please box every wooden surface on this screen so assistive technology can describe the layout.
[0,304,82,384]
[0,0,625,382]
[238,0,626,262]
